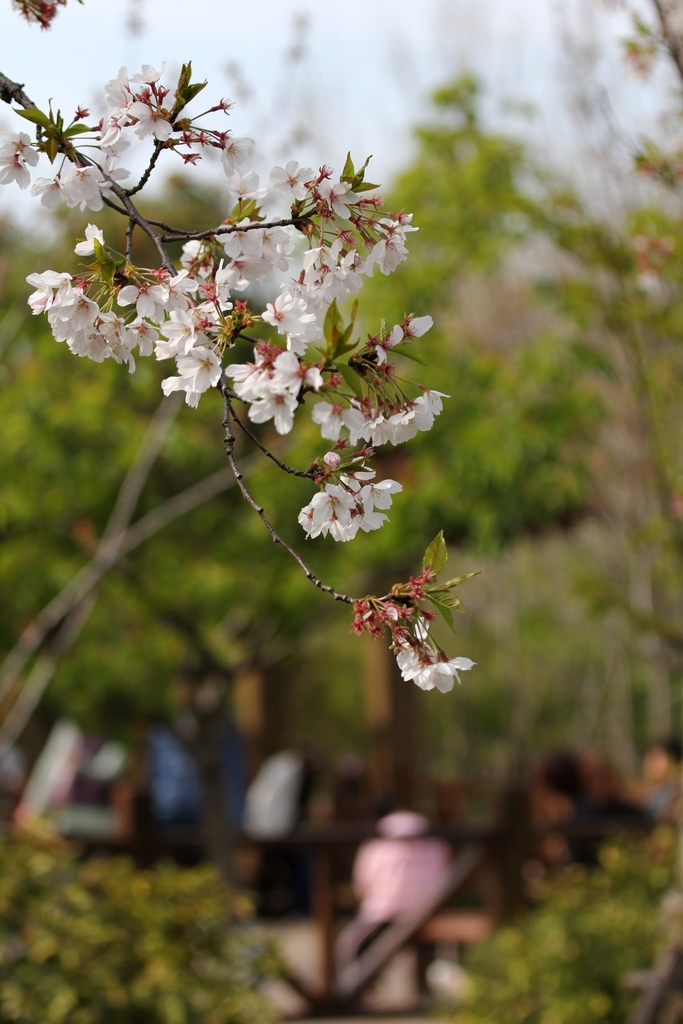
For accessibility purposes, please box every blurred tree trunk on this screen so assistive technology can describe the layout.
[176,674,237,885]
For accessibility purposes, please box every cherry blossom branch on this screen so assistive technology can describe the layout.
[126,139,165,197]
[0,59,476,695]
[228,401,319,480]
[102,172,177,274]
[0,72,34,109]
[651,0,683,86]
[220,374,355,605]
[126,218,135,260]
[0,69,176,272]
[157,215,311,243]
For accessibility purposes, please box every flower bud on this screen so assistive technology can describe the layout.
[323,451,341,469]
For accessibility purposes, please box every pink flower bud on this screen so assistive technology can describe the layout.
[323,451,341,469]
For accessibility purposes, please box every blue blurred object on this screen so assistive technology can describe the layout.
[148,723,245,826]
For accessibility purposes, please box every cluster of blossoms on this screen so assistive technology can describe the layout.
[351,540,477,691]
[298,457,402,542]
[11,0,71,29]
[3,59,474,691]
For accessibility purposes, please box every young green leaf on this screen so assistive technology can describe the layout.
[429,570,481,591]
[341,152,355,180]
[423,531,448,574]
[429,598,456,632]
[392,341,427,365]
[14,107,51,130]
[64,124,97,137]
[428,588,466,612]
[338,362,364,399]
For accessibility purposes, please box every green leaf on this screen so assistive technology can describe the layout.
[341,152,355,180]
[334,323,357,357]
[428,588,465,612]
[323,300,344,354]
[93,239,113,265]
[43,136,60,163]
[64,124,96,137]
[228,199,262,223]
[429,570,481,591]
[352,181,381,193]
[423,531,448,574]
[15,107,51,130]
[430,599,456,632]
[392,342,427,365]
[184,81,207,105]
[173,62,207,115]
[338,362,364,399]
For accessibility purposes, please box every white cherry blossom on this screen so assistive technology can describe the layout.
[248,390,299,435]
[0,131,38,189]
[74,223,105,256]
[269,161,314,201]
[128,101,174,142]
[61,166,106,212]
[30,176,65,209]
[118,282,168,321]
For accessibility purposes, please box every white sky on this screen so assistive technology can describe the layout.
[0,0,677,223]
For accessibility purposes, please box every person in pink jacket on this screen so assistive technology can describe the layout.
[336,809,452,968]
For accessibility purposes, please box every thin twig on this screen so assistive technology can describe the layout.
[220,375,354,604]
[229,405,319,479]
[127,140,165,197]
[103,172,177,274]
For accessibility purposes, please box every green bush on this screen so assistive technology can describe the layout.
[458,829,676,1024]
[0,828,280,1024]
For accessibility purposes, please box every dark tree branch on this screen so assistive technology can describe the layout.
[158,215,311,242]
[126,139,165,197]
[126,218,135,260]
[220,375,354,605]
[651,0,683,87]
[0,71,35,109]
[229,403,319,480]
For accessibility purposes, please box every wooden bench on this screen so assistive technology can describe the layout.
[415,910,494,947]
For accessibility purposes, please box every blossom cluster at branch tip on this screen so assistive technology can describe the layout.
[352,598,475,693]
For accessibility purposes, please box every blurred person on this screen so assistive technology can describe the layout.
[531,749,648,867]
[244,749,318,916]
[641,736,682,822]
[335,808,452,969]
[333,753,373,822]
[530,750,584,867]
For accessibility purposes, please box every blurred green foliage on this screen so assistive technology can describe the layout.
[0,828,279,1024]
[459,830,676,1024]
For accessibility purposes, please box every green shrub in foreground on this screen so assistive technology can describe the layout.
[0,828,280,1024]
[458,829,676,1024]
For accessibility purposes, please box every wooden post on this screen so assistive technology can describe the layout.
[363,636,393,799]
[312,841,335,999]
[233,667,264,779]
[490,785,532,923]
